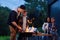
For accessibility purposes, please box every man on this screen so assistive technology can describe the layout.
[8,5,26,40]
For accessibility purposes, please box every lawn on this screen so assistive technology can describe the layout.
[0,36,10,40]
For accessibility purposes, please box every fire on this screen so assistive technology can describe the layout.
[25,26,29,32]
[25,26,35,32]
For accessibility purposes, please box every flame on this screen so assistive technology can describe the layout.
[25,26,35,32]
[32,26,34,29]
[25,26,29,32]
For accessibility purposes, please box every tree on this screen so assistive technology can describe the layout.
[0,6,11,35]
[24,0,48,28]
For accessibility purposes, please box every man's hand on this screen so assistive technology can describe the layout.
[11,22,22,30]
[11,21,22,32]
[18,26,23,32]
[18,26,22,30]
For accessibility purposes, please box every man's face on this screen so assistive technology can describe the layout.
[17,8,25,13]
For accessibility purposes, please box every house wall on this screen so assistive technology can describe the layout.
[51,0,60,35]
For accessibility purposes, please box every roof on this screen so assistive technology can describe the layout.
[47,0,57,6]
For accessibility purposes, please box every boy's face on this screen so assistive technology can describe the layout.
[23,11,27,16]
[51,18,55,23]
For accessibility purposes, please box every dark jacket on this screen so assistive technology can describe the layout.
[8,10,29,29]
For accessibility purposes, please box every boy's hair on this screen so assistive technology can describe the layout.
[18,5,26,10]
[51,17,55,19]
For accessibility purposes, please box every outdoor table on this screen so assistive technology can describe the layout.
[19,32,52,40]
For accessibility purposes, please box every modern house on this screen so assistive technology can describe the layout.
[48,0,60,35]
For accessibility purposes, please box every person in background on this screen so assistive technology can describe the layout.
[8,5,26,40]
[50,17,58,40]
[42,17,51,40]
[42,17,51,34]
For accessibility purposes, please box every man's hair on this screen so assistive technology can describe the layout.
[18,5,26,10]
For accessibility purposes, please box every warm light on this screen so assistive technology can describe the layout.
[25,26,35,32]
[25,26,29,32]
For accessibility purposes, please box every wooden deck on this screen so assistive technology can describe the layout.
[33,32,52,36]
